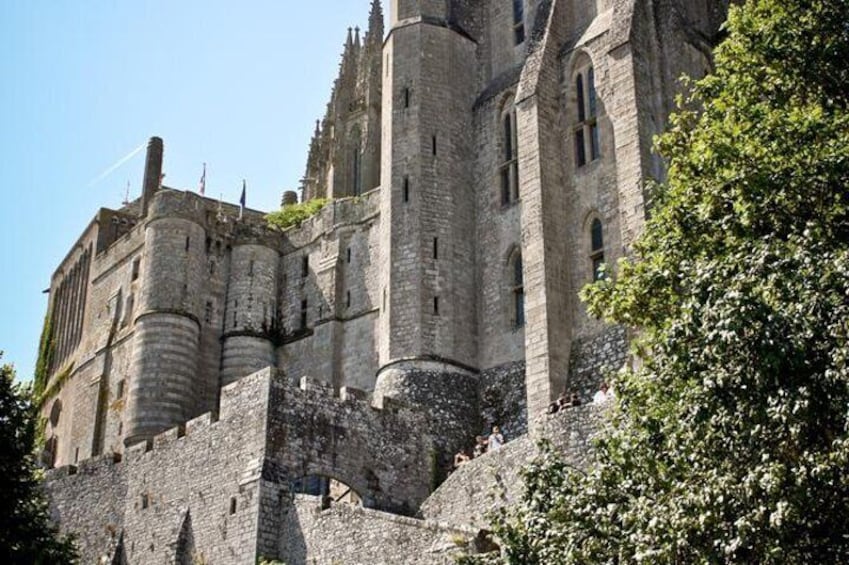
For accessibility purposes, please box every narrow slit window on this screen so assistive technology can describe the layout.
[300,299,308,330]
[403,176,410,202]
[403,87,410,108]
[185,236,190,252]
[301,255,309,278]
[230,497,237,515]
[433,296,440,316]
[131,258,141,281]
[433,237,439,260]
[432,135,437,156]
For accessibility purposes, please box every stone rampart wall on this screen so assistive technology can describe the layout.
[278,495,478,565]
[419,404,606,530]
[45,454,128,565]
[46,367,437,563]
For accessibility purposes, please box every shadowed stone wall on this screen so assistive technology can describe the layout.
[420,404,607,530]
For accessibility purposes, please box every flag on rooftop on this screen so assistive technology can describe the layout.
[239,180,246,220]
[199,163,206,195]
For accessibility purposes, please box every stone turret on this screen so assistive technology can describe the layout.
[124,190,207,446]
[374,0,479,469]
[219,230,280,387]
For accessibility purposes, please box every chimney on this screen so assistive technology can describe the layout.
[140,136,164,218]
[281,190,299,207]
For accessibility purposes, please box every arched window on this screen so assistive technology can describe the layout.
[574,65,600,167]
[49,399,62,427]
[500,105,519,205]
[512,0,525,45]
[510,251,525,328]
[590,218,605,280]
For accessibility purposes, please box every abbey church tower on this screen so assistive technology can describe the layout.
[302,0,384,200]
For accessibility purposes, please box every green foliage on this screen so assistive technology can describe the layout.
[0,353,79,563]
[266,198,330,230]
[257,558,286,565]
[466,1,849,563]
[33,311,54,400]
[36,361,74,410]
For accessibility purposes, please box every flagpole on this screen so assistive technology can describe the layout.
[199,163,207,195]
[239,180,246,221]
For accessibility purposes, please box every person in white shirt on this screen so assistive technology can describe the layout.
[593,382,612,405]
[487,425,505,451]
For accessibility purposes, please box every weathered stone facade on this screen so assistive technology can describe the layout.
[39,0,731,562]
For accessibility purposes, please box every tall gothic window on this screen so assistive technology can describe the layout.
[590,218,605,280]
[351,126,363,196]
[513,0,525,45]
[574,66,600,167]
[500,107,519,205]
[511,251,525,328]
[352,149,362,196]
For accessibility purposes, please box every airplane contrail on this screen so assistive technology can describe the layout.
[87,142,146,187]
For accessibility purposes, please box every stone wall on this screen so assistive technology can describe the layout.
[472,83,526,373]
[420,404,606,530]
[279,495,478,565]
[374,360,479,479]
[46,367,438,563]
[568,324,628,400]
[264,371,435,515]
[45,454,128,565]
[479,361,528,440]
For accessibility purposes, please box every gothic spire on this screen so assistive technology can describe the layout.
[367,0,384,45]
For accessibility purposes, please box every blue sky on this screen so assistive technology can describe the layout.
[0,1,384,380]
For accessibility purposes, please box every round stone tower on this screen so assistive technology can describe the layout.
[374,0,481,469]
[219,236,279,387]
[124,189,207,446]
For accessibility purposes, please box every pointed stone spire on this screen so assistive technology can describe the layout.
[354,26,361,49]
[367,0,384,46]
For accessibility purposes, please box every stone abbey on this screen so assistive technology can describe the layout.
[40,1,731,562]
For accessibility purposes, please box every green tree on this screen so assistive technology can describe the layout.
[463,0,849,562]
[0,353,78,564]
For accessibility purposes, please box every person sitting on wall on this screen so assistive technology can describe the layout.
[487,425,505,451]
[548,390,569,414]
[567,392,582,407]
[593,382,612,405]
[473,435,487,458]
[453,450,471,470]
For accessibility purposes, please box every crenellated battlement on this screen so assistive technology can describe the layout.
[52,365,431,497]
